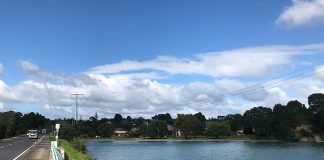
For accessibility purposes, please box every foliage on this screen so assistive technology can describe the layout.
[59,122,77,141]
[272,104,295,141]
[227,114,244,131]
[146,120,167,138]
[309,93,324,133]
[71,137,87,154]
[0,111,50,139]
[97,123,113,137]
[308,93,324,114]
[59,139,93,160]
[113,114,123,125]
[152,113,173,125]
[206,122,231,138]
[243,106,273,138]
[174,114,204,138]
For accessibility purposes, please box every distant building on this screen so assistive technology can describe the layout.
[236,130,244,135]
[114,129,128,136]
[217,116,226,121]
[131,126,140,132]
[167,124,174,132]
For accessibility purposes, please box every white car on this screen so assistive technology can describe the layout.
[27,130,38,139]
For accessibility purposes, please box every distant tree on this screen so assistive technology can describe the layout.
[146,120,167,138]
[312,109,324,133]
[286,100,309,127]
[206,122,231,138]
[308,93,324,114]
[193,112,206,135]
[174,114,204,138]
[59,122,77,141]
[228,114,244,131]
[152,113,173,124]
[308,93,324,133]
[126,116,132,121]
[76,121,94,137]
[139,122,148,138]
[272,104,295,141]
[243,106,273,138]
[97,123,113,137]
[113,114,123,124]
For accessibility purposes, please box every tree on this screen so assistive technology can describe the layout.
[59,122,77,141]
[308,93,324,133]
[312,109,324,133]
[308,93,324,114]
[272,104,295,141]
[243,106,273,138]
[97,123,113,137]
[194,112,206,135]
[286,100,308,127]
[113,114,123,125]
[206,122,231,138]
[152,113,173,124]
[227,114,244,131]
[146,120,167,138]
[174,114,204,138]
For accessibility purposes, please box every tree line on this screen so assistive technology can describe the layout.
[1,93,324,142]
[56,93,324,141]
[0,111,50,139]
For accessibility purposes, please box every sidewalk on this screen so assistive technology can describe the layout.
[23,135,53,160]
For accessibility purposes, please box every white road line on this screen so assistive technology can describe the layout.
[12,135,45,160]
[9,144,12,146]
[0,146,4,148]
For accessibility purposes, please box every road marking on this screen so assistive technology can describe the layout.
[0,146,4,148]
[13,135,45,160]
[9,144,12,146]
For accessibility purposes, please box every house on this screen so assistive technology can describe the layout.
[217,116,226,121]
[167,124,174,132]
[114,129,128,136]
[236,130,244,135]
[175,130,182,137]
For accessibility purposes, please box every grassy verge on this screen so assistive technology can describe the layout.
[48,135,56,141]
[59,139,93,160]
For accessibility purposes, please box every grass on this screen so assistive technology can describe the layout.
[48,135,56,141]
[59,139,93,160]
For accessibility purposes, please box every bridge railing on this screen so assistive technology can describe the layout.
[51,141,64,160]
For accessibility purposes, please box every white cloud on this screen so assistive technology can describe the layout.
[17,60,63,80]
[18,60,39,73]
[0,63,4,75]
[1,44,324,119]
[88,43,324,78]
[276,0,324,28]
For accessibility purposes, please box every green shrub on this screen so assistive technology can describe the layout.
[71,137,87,154]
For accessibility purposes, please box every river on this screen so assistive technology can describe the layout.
[86,141,324,160]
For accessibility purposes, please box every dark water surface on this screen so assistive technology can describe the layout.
[86,141,324,160]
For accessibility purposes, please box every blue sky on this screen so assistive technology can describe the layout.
[1,0,324,118]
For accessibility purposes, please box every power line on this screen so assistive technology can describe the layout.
[69,65,324,117]
[172,65,324,110]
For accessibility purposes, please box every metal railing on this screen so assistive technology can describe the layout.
[51,141,64,160]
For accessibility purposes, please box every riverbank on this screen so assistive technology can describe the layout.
[85,135,284,143]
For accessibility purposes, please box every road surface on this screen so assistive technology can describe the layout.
[0,135,38,160]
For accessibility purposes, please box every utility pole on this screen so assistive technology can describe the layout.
[71,93,84,126]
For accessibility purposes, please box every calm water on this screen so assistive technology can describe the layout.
[86,141,324,160]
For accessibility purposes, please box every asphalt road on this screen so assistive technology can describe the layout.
[0,135,38,160]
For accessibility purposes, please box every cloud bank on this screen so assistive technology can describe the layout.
[1,43,324,119]
[276,0,324,28]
